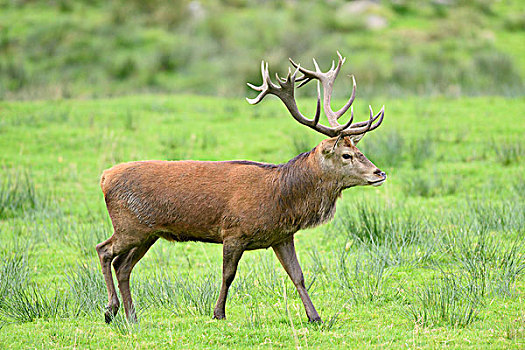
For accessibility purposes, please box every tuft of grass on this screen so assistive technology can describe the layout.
[0,285,71,324]
[441,222,525,298]
[108,56,137,80]
[0,169,48,219]
[199,132,219,152]
[336,250,390,304]
[239,254,286,300]
[330,201,438,267]
[2,61,28,91]
[402,170,458,197]
[136,269,219,317]
[493,241,525,296]
[137,270,181,315]
[65,221,110,257]
[512,177,525,198]
[473,51,524,93]
[409,135,435,169]
[0,255,29,310]
[66,263,107,316]
[455,246,494,298]
[178,274,220,316]
[240,294,262,329]
[492,139,524,166]
[0,234,32,263]
[124,110,136,131]
[403,272,483,328]
[333,201,393,245]
[467,199,525,233]
[333,201,421,247]
[314,306,345,332]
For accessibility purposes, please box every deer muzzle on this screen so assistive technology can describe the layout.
[369,169,387,187]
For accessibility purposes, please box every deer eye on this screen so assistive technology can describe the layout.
[342,154,352,160]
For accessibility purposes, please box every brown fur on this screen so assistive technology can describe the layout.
[96,136,386,323]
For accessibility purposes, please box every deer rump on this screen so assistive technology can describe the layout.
[101,155,336,250]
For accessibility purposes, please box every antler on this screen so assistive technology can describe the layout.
[246,61,336,136]
[247,52,385,138]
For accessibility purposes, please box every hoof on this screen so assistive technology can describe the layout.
[213,312,226,320]
[104,304,119,324]
[104,311,114,324]
[308,317,323,323]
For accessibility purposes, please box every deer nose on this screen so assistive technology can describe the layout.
[374,169,386,177]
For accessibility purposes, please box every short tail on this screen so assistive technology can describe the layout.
[100,171,109,196]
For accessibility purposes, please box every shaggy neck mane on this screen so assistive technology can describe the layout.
[273,148,342,230]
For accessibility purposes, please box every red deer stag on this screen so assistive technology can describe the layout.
[96,52,386,324]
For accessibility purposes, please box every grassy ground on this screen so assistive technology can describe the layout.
[0,95,523,348]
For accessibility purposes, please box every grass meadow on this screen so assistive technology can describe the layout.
[0,95,523,348]
[0,96,525,349]
[1,0,524,348]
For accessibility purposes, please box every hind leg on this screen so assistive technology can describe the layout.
[96,236,121,323]
[96,230,151,323]
[112,236,158,323]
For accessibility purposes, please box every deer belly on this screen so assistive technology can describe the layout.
[156,229,222,244]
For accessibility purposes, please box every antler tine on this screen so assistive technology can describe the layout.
[289,59,313,89]
[340,105,375,136]
[289,57,299,69]
[313,81,322,126]
[335,75,356,120]
[334,106,354,133]
[312,58,322,74]
[296,77,313,88]
[349,105,384,129]
[366,105,385,131]
[299,66,323,128]
[275,67,293,85]
[333,51,346,77]
[290,57,320,81]
[246,61,270,105]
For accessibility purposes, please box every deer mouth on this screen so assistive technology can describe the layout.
[368,177,386,187]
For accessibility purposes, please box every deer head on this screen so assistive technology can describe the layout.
[247,52,387,189]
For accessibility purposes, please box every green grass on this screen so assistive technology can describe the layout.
[0,95,524,348]
[0,169,49,219]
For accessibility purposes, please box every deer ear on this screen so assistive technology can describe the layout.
[321,138,338,155]
[321,135,349,154]
[321,141,334,154]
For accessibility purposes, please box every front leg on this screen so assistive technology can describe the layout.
[273,237,322,322]
[213,239,245,320]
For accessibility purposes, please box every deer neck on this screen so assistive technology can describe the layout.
[275,150,342,230]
